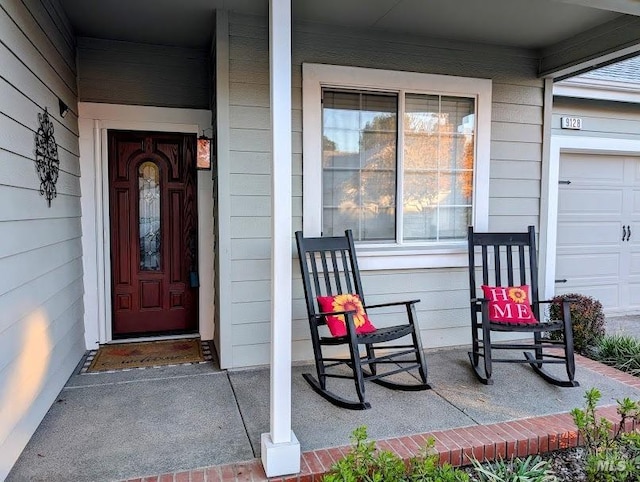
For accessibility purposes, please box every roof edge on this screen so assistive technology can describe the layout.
[554,76,640,103]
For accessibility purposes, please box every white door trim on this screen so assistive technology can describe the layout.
[78,103,214,348]
[542,135,640,302]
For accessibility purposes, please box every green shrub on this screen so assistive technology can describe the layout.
[549,293,605,353]
[322,426,469,482]
[593,335,640,377]
[570,388,640,482]
[408,439,469,482]
[584,450,636,482]
[469,455,557,482]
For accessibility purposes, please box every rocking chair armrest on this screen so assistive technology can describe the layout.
[533,299,574,323]
[536,298,578,305]
[313,309,357,320]
[365,299,420,310]
[313,309,360,337]
[470,298,489,313]
[470,297,489,304]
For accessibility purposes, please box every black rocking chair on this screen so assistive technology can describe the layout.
[295,229,431,410]
[467,225,579,387]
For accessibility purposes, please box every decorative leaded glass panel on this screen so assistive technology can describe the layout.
[139,161,161,270]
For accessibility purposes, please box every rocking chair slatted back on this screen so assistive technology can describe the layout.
[468,226,540,319]
[296,231,365,325]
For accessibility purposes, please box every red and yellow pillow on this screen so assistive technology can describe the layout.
[481,285,538,324]
[316,293,377,337]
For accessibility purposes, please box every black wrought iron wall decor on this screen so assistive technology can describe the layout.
[34,107,60,207]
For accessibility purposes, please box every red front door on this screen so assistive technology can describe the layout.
[108,131,198,337]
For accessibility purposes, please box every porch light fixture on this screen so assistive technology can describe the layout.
[58,98,69,118]
[34,107,60,207]
[196,130,213,170]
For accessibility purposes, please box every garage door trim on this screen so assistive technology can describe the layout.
[542,135,640,302]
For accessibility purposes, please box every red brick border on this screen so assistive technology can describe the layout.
[121,355,640,482]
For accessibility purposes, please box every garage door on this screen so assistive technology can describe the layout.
[555,153,640,314]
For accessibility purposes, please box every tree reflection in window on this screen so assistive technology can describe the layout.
[139,161,161,270]
[322,91,397,242]
[322,89,475,244]
[403,94,474,241]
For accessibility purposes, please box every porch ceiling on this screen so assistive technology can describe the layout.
[60,0,640,78]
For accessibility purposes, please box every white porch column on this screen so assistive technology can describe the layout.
[260,0,301,478]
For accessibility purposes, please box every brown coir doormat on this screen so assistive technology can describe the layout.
[87,338,204,372]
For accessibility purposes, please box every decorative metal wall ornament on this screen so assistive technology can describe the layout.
[34,107,60,207]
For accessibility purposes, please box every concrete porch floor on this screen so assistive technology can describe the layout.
[7,317,640,482]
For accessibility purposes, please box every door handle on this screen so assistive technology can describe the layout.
[627,225,632,242]
[623,225,627,241]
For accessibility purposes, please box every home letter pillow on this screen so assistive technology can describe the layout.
[481,285,537,324]
[316,293,377,337]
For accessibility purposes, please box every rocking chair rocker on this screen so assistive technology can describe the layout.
[467,225,579,387]
[295,229,431,410]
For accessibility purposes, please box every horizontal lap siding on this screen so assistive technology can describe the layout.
[490,82,542,232]
[227,13,543,367]
[0,0,83,478]
[552,97,640,138]
[77,37,210,109]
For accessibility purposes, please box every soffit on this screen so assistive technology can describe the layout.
[60,0,621,50]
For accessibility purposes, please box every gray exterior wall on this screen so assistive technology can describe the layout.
[221,13,546,367]
[77,37,210,109]
[553,96,640,139]
[0,0,84,478]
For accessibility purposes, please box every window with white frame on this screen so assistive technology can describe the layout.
[303,64,492,267]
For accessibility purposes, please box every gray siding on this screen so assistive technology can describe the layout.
[552,96,640,139]
[77,37,210,109]
[221,13,545,368]
[0,0,84,478]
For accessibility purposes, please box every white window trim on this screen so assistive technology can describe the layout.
[302,63,492,269]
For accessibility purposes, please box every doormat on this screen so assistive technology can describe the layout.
[85,338,208,373]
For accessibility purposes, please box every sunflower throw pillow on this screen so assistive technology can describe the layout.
[316,293,377,337]
[481,285,538,324]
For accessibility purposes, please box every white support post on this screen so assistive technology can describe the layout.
[260,0,301,478]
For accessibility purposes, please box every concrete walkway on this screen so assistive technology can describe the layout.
[606,314,640,338]
[7,345,640,482]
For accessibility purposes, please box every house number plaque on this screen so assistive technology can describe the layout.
[561,116,582,130]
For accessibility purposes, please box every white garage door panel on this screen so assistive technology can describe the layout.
[558,188,622,216]
[630,252,640,276]
[555,253,619,278]
[559,153,624,183]
[556,221,621,247]
[628,284,640,308]
[556,153,640,314]
[633,190,640,214]
[631,161,640,183]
